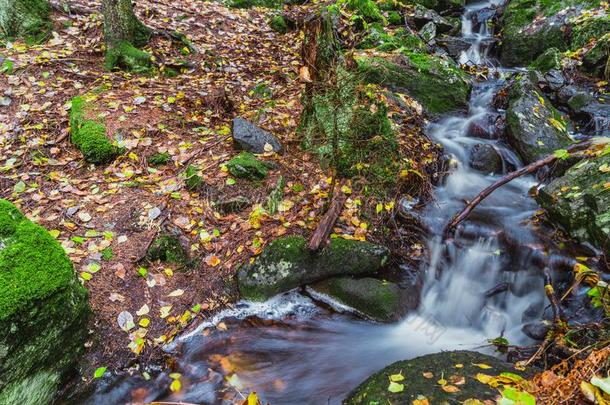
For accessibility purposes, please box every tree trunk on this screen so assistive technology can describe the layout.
[101,0,149,47]
[0,0,51,43]
[101,0,151,71]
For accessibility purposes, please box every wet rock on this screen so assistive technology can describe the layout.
[529,47,563,73]
[536,153,610,251]
[307,277,406,322]
[467,114,501,139]
[410,5,454,33]
[469,6,497,32]
[357,52,471,114]
[214,195,251,214]
[237,236,389,300]
[0,200,90,404]
[581,36,610,78]
[232,117,282,153]
[345,351,533,404]
[505,73,572,164]
[522,322,549,341]
[567,93,610,136]
[500,2,576,66]
[469,143,504,174]
[419,21,437,43]
[436,35,471,59]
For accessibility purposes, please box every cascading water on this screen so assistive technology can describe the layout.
[83,2,558,404]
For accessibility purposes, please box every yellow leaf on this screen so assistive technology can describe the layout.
[247,391,259,405]
[170,378,181,392]
[390,372,405,382]
[167,289,184,297]
[473,363,492,369]
[139,318,150,327]
[206,255,221,267]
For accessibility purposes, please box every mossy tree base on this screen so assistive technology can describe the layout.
[0,200,90,404]
[0,0,51,44]
[104,40,152,72]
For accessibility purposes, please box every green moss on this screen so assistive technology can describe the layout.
[269,14,288,33]
[104,41,152,72]
[299,67,401,190]
[581,33,609,77]
[346,0,385,23]
[357,53,470,113]
[0,0,51,44]
[572,15,610,49]
[147,152,171,166]
[387,10,402,25]
[529,47,563,72]
[101,247,113,261]
[185,164,203,191]
[146,234,192,268]
[69,96,118,164]
[0,200,73,319]
[226,151,270,180]
[227,0,283,8]
[358,26,426,52]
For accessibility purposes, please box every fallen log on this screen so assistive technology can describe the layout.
[308,191,346,251]
[443,140,593,237]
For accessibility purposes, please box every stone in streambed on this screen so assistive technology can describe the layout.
[344,350,533,404]
[436,35,471,58]
[0,200,90,404]
[469,143,504,174]
[237,236,389,301]
[307,277,406,322]
[232,117,282,154]
[505,73,572,164]
[536,153,610,252]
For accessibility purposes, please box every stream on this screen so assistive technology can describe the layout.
[82,1,573,404]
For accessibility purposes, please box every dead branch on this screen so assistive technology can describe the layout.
[308,191,347,251]
[443,140,593,237]
[50,0,96,15]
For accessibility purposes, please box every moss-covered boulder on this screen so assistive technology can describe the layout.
[357,52,471,114]
[0,0,51,44]
[69,95,119,164]
[226,151,271,180]
[104,41,152,73]
[146,234,192,268]
[529,47,563,73]
[536,153,610,251]
[344,351,532,404]
[237,236,389,300]
[269,14,288,33]
[357,25,427,52]
[0,200,89,404]
[308,277,406,322]
[581,33,610,78]
[505,73,572,164]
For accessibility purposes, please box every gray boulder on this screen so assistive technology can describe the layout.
[536,153,610,251]
[505,73,572,164]
[410,5,454,33]
[232,117,282,153]
[238,236,389,300]
[437,36,471,58]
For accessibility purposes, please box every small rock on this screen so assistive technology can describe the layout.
[232,117,282,153]
[214,195,251,214]
[419,22,437,43]
[468,143,504,174]
[436,36,471,58]
[522,322,548,340]
[410,5,453,33]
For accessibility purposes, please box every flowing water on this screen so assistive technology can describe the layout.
[83,2,565,404]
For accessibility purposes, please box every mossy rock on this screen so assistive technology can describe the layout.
[0,0,51,44]
[571,15,610,50]
[69,95,119,164]
[536,153,610,251]
[146,234,192,268]
[308,277,406,322]
[227,0,284,8]
[357,25,427,52]
[226,151,271,180]
[104,41,152,73]
[357,52,471,114]
[237,236,389,300]
[505,73,572,164]
[529,47,563,73]
[581,33,610,78]
[344,351,533,404]
[0,200,90,404]
[500,0,603,66]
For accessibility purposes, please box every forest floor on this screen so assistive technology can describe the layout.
[0,0,436,381]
